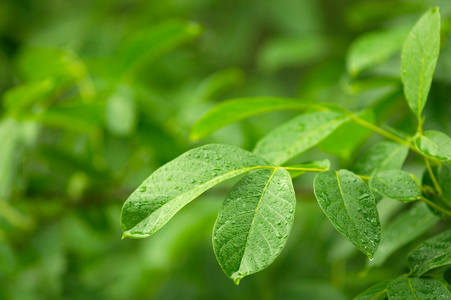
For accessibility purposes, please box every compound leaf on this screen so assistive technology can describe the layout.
[369,170,421,202]
[254,111,348,165]
[314,170,380,258]
[191,97,314,141]
[401,7,440,117]
[121,144,271,238]
[408,229,451,276]
[213,168,295,284]
[414,130,451,162]
[387,276,451,300]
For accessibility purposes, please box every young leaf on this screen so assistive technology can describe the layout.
[414,130,451,162]
[407,229,451,277]
[121,144,271,239]
[369,203,438,268]
[213,168,295,284]
[369,170,421,202]
[254,111,348,165]
[401,7,440,118]
[354,141,409,176]
[354,280,390,300]
[284,159,330,178]
[387,276,451,300]
[190,97,314,141]
[313,170,380,258]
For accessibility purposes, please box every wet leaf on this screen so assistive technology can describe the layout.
[313,170,380,258]
[213,168,295,284]
[387,276,451,300]
[408,229,451,276]
[414,130,451,162]
[369,170,421,202]
[354,280,390,300]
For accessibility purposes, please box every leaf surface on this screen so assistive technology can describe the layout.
[369,203,438,267]
[213,168,295,284]
[190,97,315,141]
[354,280,390,300]
[401,7,440,117]
[408,229,451,276]
[387,276,451,300]
[414,130,451,162]
[354,141,409,176]
[314,170,380,258]
[254,111,348,165]
[369,170,421,202]
[121,144,271,238]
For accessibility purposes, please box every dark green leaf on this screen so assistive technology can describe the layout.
[354,141,409,176]
[190,97,314,141]
[369,170,421,202]
[387,276,451,300]
[408,229,451,276]
[314,170,380,258]
[254,111,348,165]
[414,130,451,162]
[121,144,271,238]
[369,203,438,267]
[213,168,295,284]
[354,280,390,300]
[401,7,440,117]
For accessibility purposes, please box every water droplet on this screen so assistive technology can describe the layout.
[139,186,147,192]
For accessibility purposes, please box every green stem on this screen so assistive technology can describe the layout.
[424,156,442,196]
[420,196,451,217]
[282,167,328,172]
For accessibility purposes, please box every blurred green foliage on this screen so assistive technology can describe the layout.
[1,0,451,299]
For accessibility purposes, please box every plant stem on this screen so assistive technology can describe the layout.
[420,196,451,217]
[424,156,442,196]
[282,167,328,172]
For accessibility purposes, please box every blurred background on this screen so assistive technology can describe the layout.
[1,0,451,299]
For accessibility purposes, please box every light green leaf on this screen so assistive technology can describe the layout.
[401,7,440,117]
[213,168,295,284]
[354,280,390,300]
[347,26,409,77]
[313,170,380,258]
[369,170,421,202]
[284,159,330,179]
[254,111,348,165]
[106,87,136,136]
[191,97,314,141]
[408,229,451,276]
[414,130,451,162]
[369,203,438,268]
[354,141,409,176]
[387,276,451,300]
[121,144,272,238]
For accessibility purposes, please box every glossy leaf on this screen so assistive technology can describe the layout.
[213,168,295,284]
[369,170,421,202]
[121,144,271,238]
[387,276,451,300]
[401,7,440,117]
[284,159,330,179]
[190,97,314,141]
[354,141,409,176]
[369,203,438,267]
[414,130,451,162]
[314,170,380,258]
[347,26,409,76]
[354,280,390,300]
[408,229,451,276]
[254,111,348,165]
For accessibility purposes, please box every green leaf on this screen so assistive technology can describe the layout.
[313,170,380,258]
[121,144,271,238]
[190,97,314,141]
[284,159,330,179]
[354,141,409,176]
[318,109,374,160]
[401,7,440,117]
[354,280,390,300]
[369,170,421,202]
[369,203,438,268]
[414,130,451,162]
[213,168,295,284]
[347,26,409,77]
[254,111,348,165]
[408,229,451,276]
[387,276,451,300]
